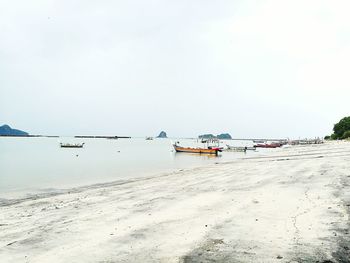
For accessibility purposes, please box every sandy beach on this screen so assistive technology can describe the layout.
[1,142,350,262]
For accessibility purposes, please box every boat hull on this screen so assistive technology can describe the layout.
[254,143,281,148]
[60,143,85,148]
[60,145,84,148]
[173,145,219,155]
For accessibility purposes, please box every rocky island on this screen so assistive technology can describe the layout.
[0,124,28,136]
[156,131,167,138]
[217,133,232,139]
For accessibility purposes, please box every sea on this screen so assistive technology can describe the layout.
[0,137,267,199]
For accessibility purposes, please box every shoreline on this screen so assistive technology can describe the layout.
[1,142,350,262]
[0,144,325,204]
[0,142,336,203]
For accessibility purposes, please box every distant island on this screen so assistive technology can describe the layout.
[156,131,167,138]
[0,124,28,136]
[199,133,232,140]
[217,133,232,139]
[198,134,216,139]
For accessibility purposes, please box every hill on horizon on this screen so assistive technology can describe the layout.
[0,124,28,136]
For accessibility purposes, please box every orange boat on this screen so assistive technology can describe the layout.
[173,144,221,155]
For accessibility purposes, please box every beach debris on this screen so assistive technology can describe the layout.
[212,239,224,245]
[6,241,17,246]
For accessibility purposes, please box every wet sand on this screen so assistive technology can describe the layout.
[1,142,350,262]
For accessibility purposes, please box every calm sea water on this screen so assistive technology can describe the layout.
[0,137,264,198]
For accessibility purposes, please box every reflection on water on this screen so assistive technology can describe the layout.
[173,151,222,160]
[0,137,263,197]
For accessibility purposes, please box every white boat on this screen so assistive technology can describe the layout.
[225,145,256,152]
[253,140,266,143]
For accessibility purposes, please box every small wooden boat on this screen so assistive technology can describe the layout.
[60,143,85,148]
[173,144,221,155]
[254,143,281,148]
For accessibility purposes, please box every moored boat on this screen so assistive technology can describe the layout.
[290,139,323,145]
[173,143,221,155]
[60,143,85,148]
[253,140,266,143]
[254,143,282,148]
[226,145,256,151]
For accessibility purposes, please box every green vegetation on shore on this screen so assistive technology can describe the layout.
[325,116,350,140]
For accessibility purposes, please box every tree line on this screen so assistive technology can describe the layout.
[325,116,350,140]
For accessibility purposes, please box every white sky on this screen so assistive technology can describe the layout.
[1,0,349,138]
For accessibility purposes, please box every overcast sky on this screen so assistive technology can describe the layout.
[1,0,349,138]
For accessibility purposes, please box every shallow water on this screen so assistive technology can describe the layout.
[0,137,264,197]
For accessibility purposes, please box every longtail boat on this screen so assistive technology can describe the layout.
[173,144,221,155]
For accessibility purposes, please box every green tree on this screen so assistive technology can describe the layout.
[331,133,339,140]
[333,116,350,139]
[342,130,350,139]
